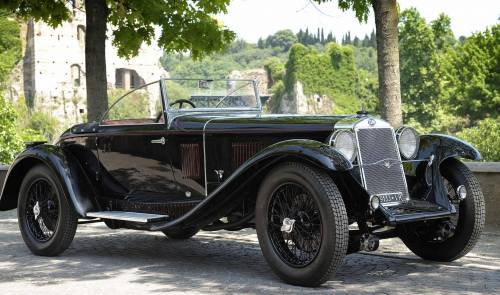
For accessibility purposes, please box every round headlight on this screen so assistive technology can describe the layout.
[396,126,419,159]
[329,130,357,162]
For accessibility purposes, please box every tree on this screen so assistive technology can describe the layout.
[266,29,298,51]
[449,24,500,122]
[431,13,456,51]
[257,37,265,49]
[398,8,437,122]
[314,0,403,127]
[0,94,22,164]
[2,0,235,121]
[0,9,22,88]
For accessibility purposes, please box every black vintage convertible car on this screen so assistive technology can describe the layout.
[0,79,485,286]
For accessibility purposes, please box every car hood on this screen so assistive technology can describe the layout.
[169,112,355,134]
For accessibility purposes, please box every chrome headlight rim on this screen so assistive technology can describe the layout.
[328,129,357,162]
[396,126,419,160]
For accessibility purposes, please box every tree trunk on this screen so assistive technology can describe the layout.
[373,0,403,127]
[85,0,108,122]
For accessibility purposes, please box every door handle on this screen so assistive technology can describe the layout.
[151,137,166,145]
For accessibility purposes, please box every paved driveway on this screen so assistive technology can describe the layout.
[0,210,499,294]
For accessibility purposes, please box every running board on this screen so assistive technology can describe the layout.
[86,211,169,223]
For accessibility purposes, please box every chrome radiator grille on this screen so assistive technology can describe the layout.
[355,128,409,201]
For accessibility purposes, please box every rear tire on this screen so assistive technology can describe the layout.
[399,159,485,261]
[18,164,78,256]
[162,227,199,239]
[256,162,348,287]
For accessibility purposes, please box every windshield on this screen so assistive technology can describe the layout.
[164,79,259,111]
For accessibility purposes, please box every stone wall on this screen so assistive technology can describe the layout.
[275,81,333,115]
[8,4,168,126]
[465,162,500,232]
[229,69,268,96]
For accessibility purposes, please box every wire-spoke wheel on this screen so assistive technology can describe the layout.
[18,164,78,256]
[24,179,59,242]
[399,158,485,261]
[268,183,322,267]
[256,162,348,287]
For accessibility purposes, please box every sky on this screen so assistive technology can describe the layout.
[218,0,500,43]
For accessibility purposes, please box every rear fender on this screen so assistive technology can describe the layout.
[150,139,355,230]
[0,144,96,217]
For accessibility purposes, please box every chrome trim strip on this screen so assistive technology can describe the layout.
[353,157,430,168]
[202,117,218,197]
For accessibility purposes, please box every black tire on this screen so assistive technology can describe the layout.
[256,162,349,287]
[399,159,485,261]
[162,227,199,239]
[17,164,78,256]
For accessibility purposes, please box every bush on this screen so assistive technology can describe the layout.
[13,100,59,142]
[0,94,22,164]
[107,88,151,120]
[458,118,500,161]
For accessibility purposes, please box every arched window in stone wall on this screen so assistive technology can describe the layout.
[71,64,81,87]
[115,68,145,90]
[77,25,86,48]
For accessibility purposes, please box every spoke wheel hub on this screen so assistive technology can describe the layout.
[268,182,322,267]
[25,179,58,242]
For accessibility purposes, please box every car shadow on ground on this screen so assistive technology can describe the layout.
[0,215,498,294]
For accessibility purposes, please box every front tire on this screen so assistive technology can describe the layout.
[399,159,485,261]
[18,164,78,256]
[256,162,349,287]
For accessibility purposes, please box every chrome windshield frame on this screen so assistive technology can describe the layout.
[160,78,262,115]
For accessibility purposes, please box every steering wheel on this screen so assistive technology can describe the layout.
[169,99,196,109]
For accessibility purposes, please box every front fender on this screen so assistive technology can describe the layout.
[0,144,96,217]
[251,139,353,171]
[404,134,481,211]
[150,139,353,230]
[417,134,481,163]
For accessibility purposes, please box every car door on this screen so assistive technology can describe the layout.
[97,81,177,199]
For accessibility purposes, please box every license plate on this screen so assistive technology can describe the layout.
[377,192,405,204]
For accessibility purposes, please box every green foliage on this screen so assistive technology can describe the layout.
[2,0,235,60]
[162,39,287,79]
[0,0,69,27]
[107,88,150,120]
[297,28,336,45]
[285,43,357,95]
[108,0,235,59]
[353,46,377,72]
[13,100,58,142]
[313,0,371,22]
[278,43,377,114]
[398,8,499,135]
[264,29,297,52]
[264,57,285,87]
[27,112,59,142]
[0,10,22,87]
[458,118,500,161]
[431,13,456,50]
[399,8,440,125]
[448,24,500,122]
[267,80,285,112]
[0,94,22,164]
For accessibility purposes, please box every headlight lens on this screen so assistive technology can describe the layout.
[329,130,357,162]
[396,126,419,159]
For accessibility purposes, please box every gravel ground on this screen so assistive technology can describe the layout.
[0,209,499,295]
